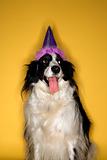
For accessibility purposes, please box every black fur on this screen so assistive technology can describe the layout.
[73,91,91,138]
[61,58,91,144]
[22,54,52,92]
[60,58,91,153]
[22,60,39,92]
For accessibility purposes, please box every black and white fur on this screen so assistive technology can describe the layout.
[22,53,93,160]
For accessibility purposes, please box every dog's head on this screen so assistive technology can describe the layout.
[22,53,75,94]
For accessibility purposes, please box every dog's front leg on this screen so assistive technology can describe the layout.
[67,139,77,160]
[33,143,41,160]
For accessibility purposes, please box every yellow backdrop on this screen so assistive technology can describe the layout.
[0,0,107,159]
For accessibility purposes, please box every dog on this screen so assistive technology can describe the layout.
[22,27,93,160]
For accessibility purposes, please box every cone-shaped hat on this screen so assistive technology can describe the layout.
[36,26,64,60]
[43,26,57,48]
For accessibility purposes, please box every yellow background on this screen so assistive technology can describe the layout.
[0,0,107,159]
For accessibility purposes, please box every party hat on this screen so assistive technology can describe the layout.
[36,26,64,60]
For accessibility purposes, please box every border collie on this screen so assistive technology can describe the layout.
[22,27,93,160]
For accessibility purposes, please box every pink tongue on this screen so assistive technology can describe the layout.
[48,77,59,94]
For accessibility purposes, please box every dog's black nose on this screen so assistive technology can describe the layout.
[51,65,60,74]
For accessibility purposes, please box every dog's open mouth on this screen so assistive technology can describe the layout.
[48,77,59,94]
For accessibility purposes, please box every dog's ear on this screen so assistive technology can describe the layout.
[62,60,75,81]
[22,60,39,92]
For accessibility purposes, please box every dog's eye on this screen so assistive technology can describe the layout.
[57,60,61,64]
[42,59,49,64]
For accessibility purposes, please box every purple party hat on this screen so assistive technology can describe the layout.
[36,26,64,60]
[43,26,57,48]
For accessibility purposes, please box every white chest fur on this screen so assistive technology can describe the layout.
[25,79,82,160]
